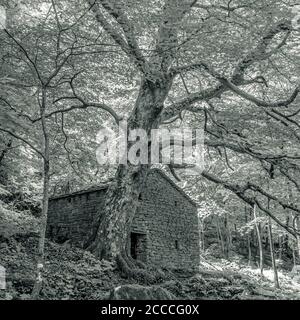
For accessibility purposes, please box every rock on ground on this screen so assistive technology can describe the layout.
[109,284,176,300]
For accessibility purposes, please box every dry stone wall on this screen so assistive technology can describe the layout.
[46,169,200,270]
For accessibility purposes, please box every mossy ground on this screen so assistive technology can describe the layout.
[1,232,300,300]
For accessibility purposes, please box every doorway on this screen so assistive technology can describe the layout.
[130,232,147,262]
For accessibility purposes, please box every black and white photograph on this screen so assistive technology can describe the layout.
[0,0,300,305]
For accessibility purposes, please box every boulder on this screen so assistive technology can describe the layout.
[253,287,277,298]
[108,284,176,300]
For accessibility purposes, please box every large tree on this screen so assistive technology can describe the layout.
[80,0,300,267]
[1,0,300,277]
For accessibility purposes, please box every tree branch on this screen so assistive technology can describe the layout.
[200,170,299,237]
[0,127,44,159]
[162,20,293,120]
[219,78,300,108]
[87,0,147,76]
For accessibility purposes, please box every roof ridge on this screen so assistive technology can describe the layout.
[49,184,109,200]
[50,168,197,207]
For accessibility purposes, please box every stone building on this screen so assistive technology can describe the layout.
[46,169,200,269]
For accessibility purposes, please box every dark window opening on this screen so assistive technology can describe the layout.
[175,240,179,250]
[174,200,178,206]
[138,193,142,200]
[130,232,146,262]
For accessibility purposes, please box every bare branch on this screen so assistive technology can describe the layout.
[200,170,299,237]
[220,78,300,108]
[0,127,44,159]
[4,29,44,85]
[162,20,293,120]
[42,101,121,124]
[232,20,292,83]
[87,0,147,75]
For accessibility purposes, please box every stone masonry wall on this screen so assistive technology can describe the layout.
[132,170,199,270]
[46,169,200,270]
[46,188,106,248]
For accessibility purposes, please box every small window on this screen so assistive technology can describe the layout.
[68,198,71,203]
[175,240,179,250]
[174,200,178,206]
[138,193,142,200]
[86,193,90,201]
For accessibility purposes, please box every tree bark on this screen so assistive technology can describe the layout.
[31,88,50,299]
[245,206,252,265]
[253,204,264,276]
[268,215,280,288]
[201,220,205,251]
[294,216,300,260]
[89,79,172,261]
[278,235,282,261]
[87,0,194,265]
[216,216,225,257]
[224,212,230,259]
[247,235,252,266]
[285,215,290,252]
[292,247,296,267]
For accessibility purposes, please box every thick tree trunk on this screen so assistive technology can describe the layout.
[86,0,193,266]
[89,164,149,260]
[90,79,171,262]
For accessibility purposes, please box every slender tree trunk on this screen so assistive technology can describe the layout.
[264,230,269,250]
[253,204,264,276]
[245,206,252,265]
[268,216,280,288]
[285,215,290,252]
[292,246,296,267]
[200,219,205,251]
[31,88,50,299]
[295,216,300,260]
[216,216,225,257]
[278,236,282,260]
[224,212,230,259]
[247,235,252,266]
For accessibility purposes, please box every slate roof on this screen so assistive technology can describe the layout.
[49,168,197,206]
